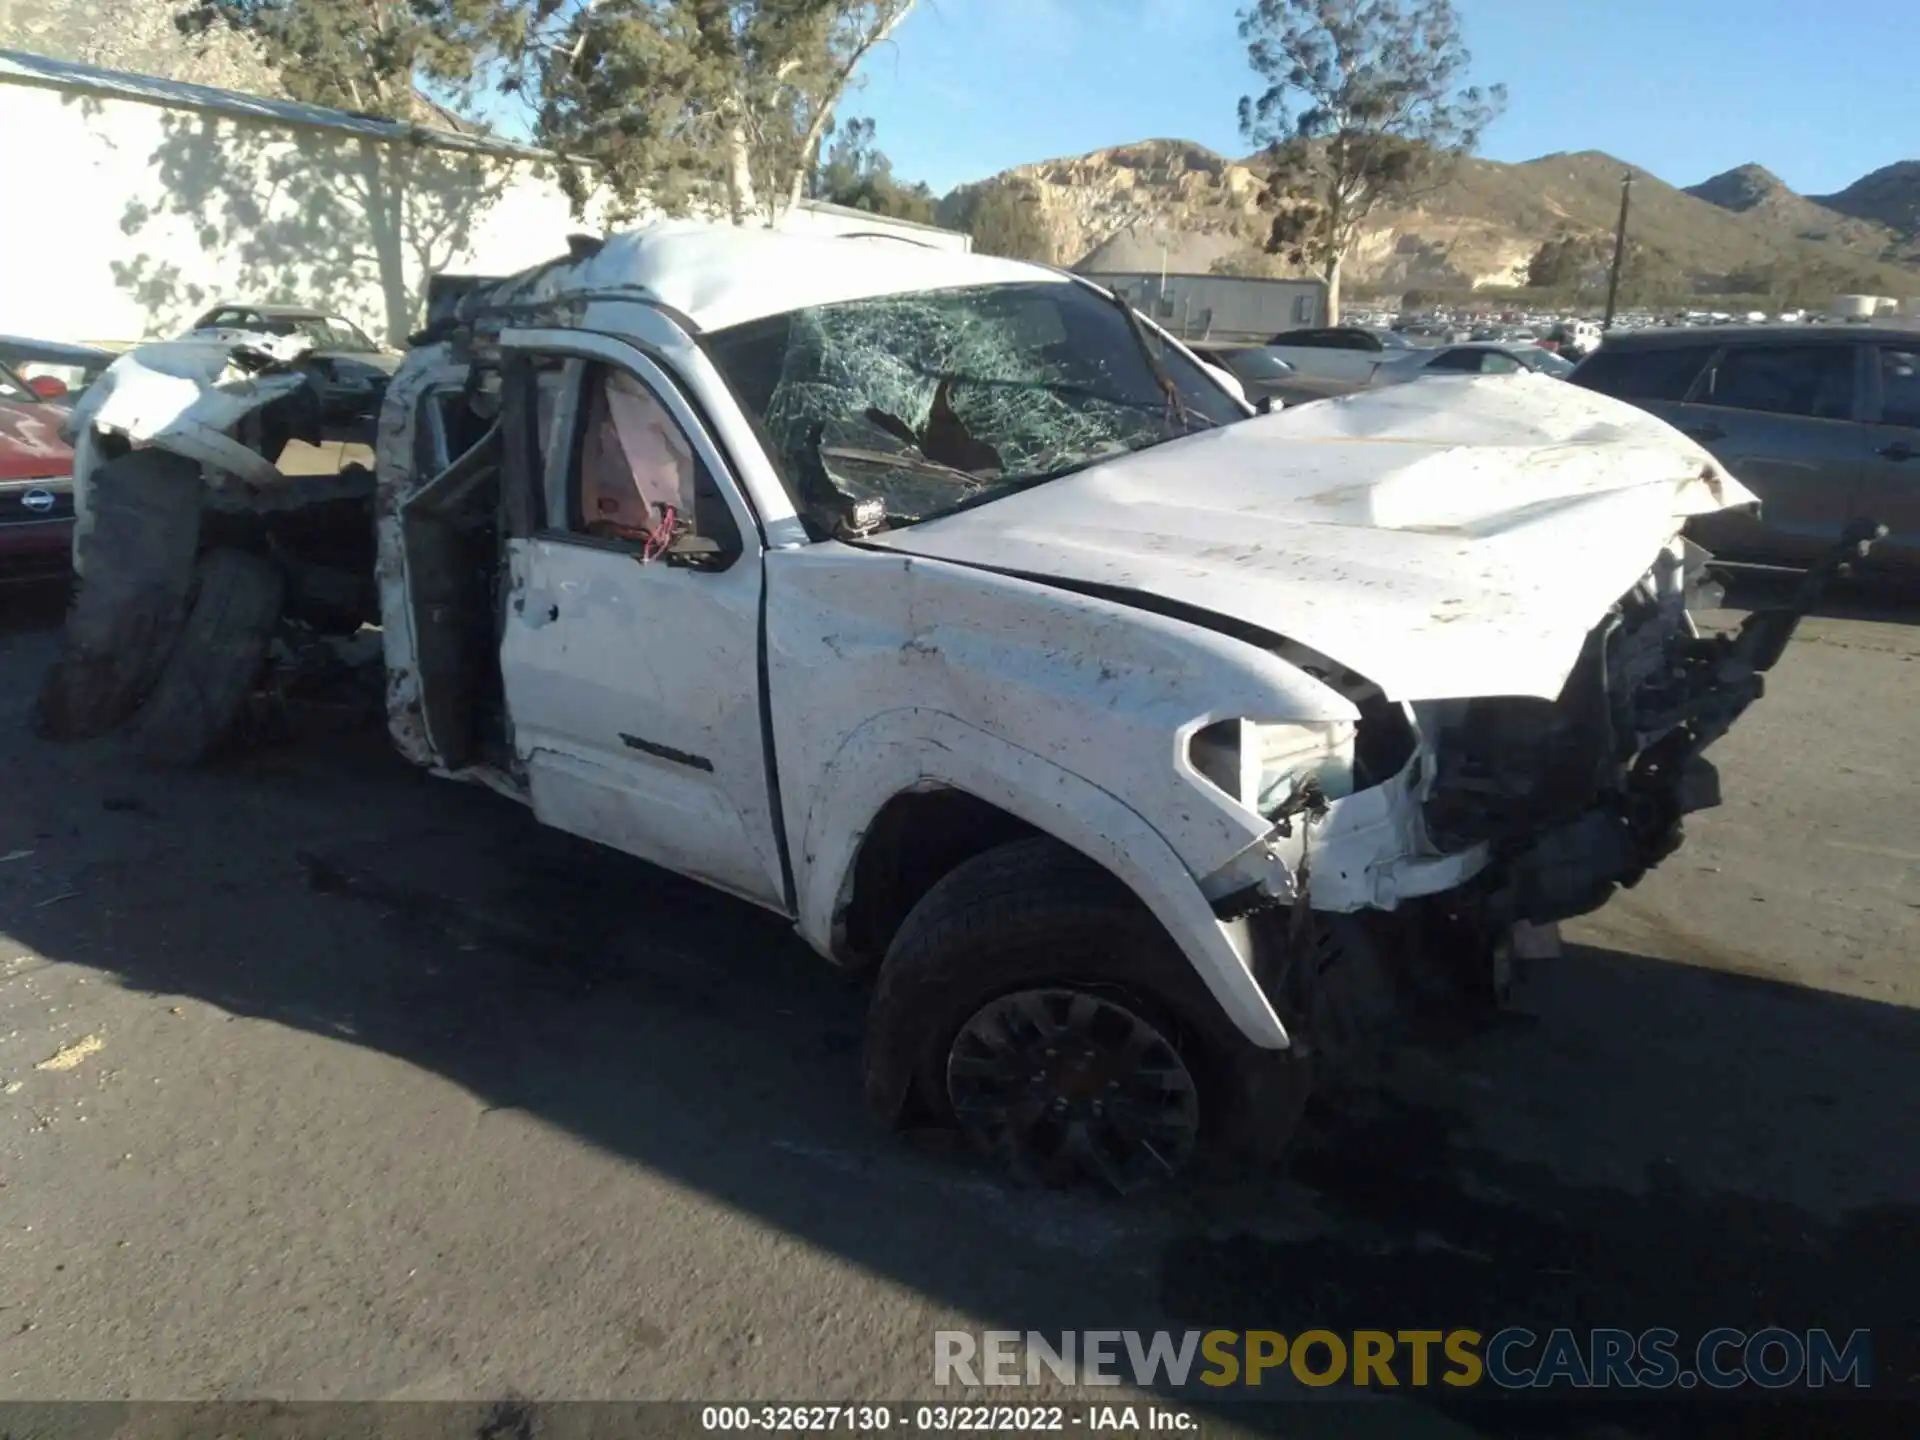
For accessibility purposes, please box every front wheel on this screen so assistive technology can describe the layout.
[863,837,1307,1193]
[133,547,284,767]
[944,987,1204,1191]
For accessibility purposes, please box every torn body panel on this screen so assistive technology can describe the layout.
[372,343,483,771]
[68,336,317,496]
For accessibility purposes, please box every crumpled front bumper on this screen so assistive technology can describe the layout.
[1209,522,1882,946]
[1424,520,1883,928]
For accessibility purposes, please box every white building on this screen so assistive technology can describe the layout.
[0,49,969,348]
[1831,294,1900,320]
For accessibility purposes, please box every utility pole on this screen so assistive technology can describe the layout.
[1603,172,1633,331]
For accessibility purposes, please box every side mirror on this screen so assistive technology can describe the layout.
[28,375,68,401]
[662,533,735,571]
[1254,395,1275,415]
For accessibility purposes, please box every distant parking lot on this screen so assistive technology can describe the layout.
[0,582,1915,1432]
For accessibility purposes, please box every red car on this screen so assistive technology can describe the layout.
[0,360,76,585]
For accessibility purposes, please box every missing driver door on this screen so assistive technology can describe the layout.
[496,336,788,912]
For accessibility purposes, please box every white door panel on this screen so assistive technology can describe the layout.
[495,333,788,912]
[502,535,786,909]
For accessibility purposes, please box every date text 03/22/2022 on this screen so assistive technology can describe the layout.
[700,1404,1195,1432]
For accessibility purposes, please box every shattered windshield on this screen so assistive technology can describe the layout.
[706,281,1245,532]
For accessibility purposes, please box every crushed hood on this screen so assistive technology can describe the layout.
[865,376,1758,702]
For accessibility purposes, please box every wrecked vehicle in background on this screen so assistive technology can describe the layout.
[182,303,403,425]
[36,328,378,762]
[34,223,1882,1191]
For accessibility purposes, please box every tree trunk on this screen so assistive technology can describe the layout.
[725,116,759,226]
[1323,251,1343,327]
[785,137,817,219]
[360,139,414,344]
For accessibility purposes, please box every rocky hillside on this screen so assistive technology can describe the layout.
[0,0,287,96]
[1,0,476,128]
[1684,163,1790,214]
[1814,161,1920,235]
[942,140,1920,296]
[939,140,1271,277]
[1686,164,1908,252]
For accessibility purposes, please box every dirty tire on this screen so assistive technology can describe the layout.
[863,837,1306,1190]
[133,547,284,768]
[34,450,206,740]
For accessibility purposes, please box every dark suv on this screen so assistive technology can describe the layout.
[1570,326,1917,571]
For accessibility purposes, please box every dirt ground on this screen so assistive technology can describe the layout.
[0,577,1915,1438]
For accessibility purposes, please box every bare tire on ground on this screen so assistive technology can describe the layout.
[34,450,206,740]
[863,837,1307,1193]
[133,547,285,768]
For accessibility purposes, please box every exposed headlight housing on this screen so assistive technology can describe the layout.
[1189,718,1356,820]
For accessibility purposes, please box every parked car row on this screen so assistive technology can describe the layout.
[1570,326,1917,572]
[1198,327,1575,402]
[1372,341,1576,385]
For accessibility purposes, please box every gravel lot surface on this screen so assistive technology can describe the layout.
[1,580,1914,1436]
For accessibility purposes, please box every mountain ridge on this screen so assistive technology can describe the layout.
[940,139,1920,299]
[1814,161,1920,232]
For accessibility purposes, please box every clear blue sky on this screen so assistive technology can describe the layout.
[853,0,1916,197]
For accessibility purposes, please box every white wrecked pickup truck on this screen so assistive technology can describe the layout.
[37,224,1881,1191]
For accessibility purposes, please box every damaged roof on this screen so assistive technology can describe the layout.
[481,222,1064,334]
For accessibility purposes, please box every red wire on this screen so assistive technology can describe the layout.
[642,505,677,563]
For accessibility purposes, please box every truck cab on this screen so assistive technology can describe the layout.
[366,224,1796,1189]
[45,222,1820,1192]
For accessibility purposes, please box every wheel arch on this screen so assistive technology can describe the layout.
[791,708,1292,1050]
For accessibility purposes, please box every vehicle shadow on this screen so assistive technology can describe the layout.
[1159,943,1920,1434]
[0,579,70,635]
[1,629,1915,1434]
[1716,566,1920,624]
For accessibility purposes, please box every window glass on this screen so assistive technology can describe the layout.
[1274,329,1347,348]
[534,367,566,465]
[431,385,494,468]
[1570,345,1714,401]
[1426,349,1484,373]
[1703,345,1855,420]
[569,365,738,560]
[1225,348,1294,381]
[292,316,377,351]
[12,361,92,394]
[1518,348,1575,377]
[707,281,1242,529]
[1878,348,1920,429]
[1482,351,1522,374]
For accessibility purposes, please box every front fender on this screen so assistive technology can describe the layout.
[794,707,1292,1050]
